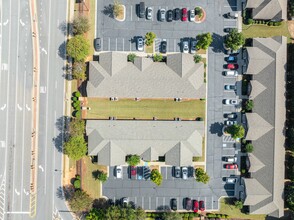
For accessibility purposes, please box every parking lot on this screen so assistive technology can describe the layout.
[96,0,239,53]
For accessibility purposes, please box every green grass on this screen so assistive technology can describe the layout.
[216,198,267,220]
[81,156,104,199]
[85,98,205,120]
[242,21,291,41]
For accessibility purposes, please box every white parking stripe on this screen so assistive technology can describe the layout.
[156,197,158,207]
[122,38,124,51]
[108,38,110,51]
[142,197,144,208]
[149,197,151,209]
[165,167,167,179]
[211,197,213,209]
[163,197,165,205]
[135,197,137,205]
[130,5,133,21]
[174,39,176,51]
[115,38,117,51]
[224,5,237,8]
[101,37,103,51]
[130,41,132,51]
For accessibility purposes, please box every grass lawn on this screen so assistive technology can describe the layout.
[87,0,96,59]
[85,98,205,120]
[242,21,291,42]
[216,198,266,220]
[81,156,105,199]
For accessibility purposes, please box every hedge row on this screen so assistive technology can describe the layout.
[247,19,282,26]
[206,213,229,218]
[145,212,200,218]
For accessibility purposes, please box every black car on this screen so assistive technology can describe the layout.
[173,166,181,178]
[94,38,101,52]
[161,40,167,53]
[167,10,173,22]
[185,197,192,210]
[174,8,180,20]
[171,198,177,211]
[224,27,234,33]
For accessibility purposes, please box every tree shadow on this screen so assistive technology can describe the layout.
[58,20,72,36]
[56,185,75,201]
[93,198,109,209]
[92,169,102,180]
[58,41,67,60]
[54,116,70,152]
[211,32,224,53]
[209,122,224,137]
[102,4,114,18]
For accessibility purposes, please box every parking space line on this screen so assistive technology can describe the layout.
[135,197,137,205]
[141,197,144,208]
[122,38,124,51]
[163,197,165,206]
[156,197,158,208]
[174,39,176,52]
[130,41,131,51]
[149,197,151,209]
[165,167,167,179]
[130,6,133,21]
[115,38,117,51]
[210,197,212,209]
[224,5,237,8]
[108,38,110,51]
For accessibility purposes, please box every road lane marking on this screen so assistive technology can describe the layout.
[17,104,22,111]
[25,104,31,111]
[130,6,132,21]
[23,189,29,196]
[3,19,8,26]
[38,165,44,172]
[14,189,20,196]
[41,48,47,54]
[19,19,25,26]
[0,104,6,110]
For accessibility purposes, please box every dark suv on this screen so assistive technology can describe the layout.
[185,198,192,210]
[174,8,180,20]
[171,198,177,211]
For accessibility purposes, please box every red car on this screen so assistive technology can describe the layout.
[199,200,205,211]
[225,164,238,169]
[227,63,239,70]
[182,8,188,21]
[130,166,137,179]
[193,200,199,213]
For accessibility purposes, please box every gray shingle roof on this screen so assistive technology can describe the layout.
[243,178,271,206]
[248,153,265,173]
[245,0,287,20]
[244,37,286,218]
[87,52,205,99]
[86,120,204,166]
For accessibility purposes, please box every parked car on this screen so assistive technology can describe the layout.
[174,8,181,20]
[224,27,234,33]
[146,7,153,20]
[225,164,238,169]
[182,8,188,21]
[227,113,237,119]
[226,177,237,184]
[137,166,143,180]
[171,198,177,211]
[224,84,236,90]
[224,99,238,105]
[94,38,101,52]
[190,39,197,54]
[225,120,237,126]
[115,166,123,178]
[199,200,205,211]
[121,197,129,206]
[193,200,199,213]
[226,56,237,63]
[225,156,237,162]
[226,63,239,70]
[159,8,166,21]
[182,40,189,53]
[167,10,173,22]
[185,198,192,210]
[189,9,195,21]
[130,166,137,179]
[139,2,145,18]
[223,70,238,76]
[161,39,167,53]
[182,167,188,180]
[226,12,238,19]
[137,37,144,51]
[174,166,181,178]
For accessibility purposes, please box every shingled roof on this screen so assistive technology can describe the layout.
[245,0,287,20]
[87,52,205,99]
[244,37,286,218]
[86,120,204,166]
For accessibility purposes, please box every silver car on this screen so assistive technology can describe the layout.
[137,37,144,51]
[181,167,188,180]
[225,120,237,126]
[182,41,189,53]
[189,9,195,21]
[146,7,152,20]
[159,8,166,21]
[174,166,181,178]
[224,84,236,91]
[115,166,123,179]
[224,99,238,105]
[226,177,237,184]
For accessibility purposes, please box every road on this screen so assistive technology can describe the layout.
[0,0,72,219]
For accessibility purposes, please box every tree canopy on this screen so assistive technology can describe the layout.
[69,190,92,212]
[162,212,182,220]
[145,32,156,46]
[150,169,163,186]
[67,35,90,61]
[72,61,87,80]
[226,124,245,139]
[69,118,85,137]
[224,29,245,51]
[245,143,254,153]
[64,136,87,160]
[72,16,90,35]
[195,168,210,184]
[126,155,140,166]
[196,33,213,50]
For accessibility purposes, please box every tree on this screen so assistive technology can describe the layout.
[224,29,245,51]
[162,212,182,220]
[72,61,87,80]
[72,16,90,35]
[86,208,102,220]
[234,200,243,209]
[126,155,140,166]
[127,53,136,62]
[193,54,202,63]
[195,168,210,184]
[286,184,294,211]
[69,190,92,212]
[67,35,90,61]
[69,118,85,137]
[244,100,254,112]
[97,170,108,183]
[150,169,163,186]
[226,124,245,139]
[145,32,156,46]
[135,207,146,220]
[113,0,123,18]
[196,33,213,50]
[153,53,163,62]
[73,179,81,189]
[64,136,87,160]
[245,143,254,153]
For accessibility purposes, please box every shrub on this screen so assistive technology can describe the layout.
[66,35,90,62]
[150,169,163,186]
[72,96,78,101]
[245,143,254,153]
[145,32,156,46]
[193,54,202,63]
[196,32,213,50]
[234,200,243,209]
[74,110,81,118]
[226,124,245,139]
[73,179,81,189]
[72,16,90,35]
[126,155,140,166]
[247,18,253,24]
[195,7,203,17]
[127,53,136,62]
[74,91,81,97]
[195,168,210,184]
[113,0,123,18]
[153,53,163,62]
[244,100,254,112]
[224,29,245,51]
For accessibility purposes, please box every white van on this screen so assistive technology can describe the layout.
[224,70,238,76]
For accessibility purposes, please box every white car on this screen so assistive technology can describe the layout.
[224,120,237,126]
[159,8,166,21]
[189,9,195,21]
[146,7,152,20]
[224,84,237,91]
[115,166,123,178]
[223,70,238,76]
[226,177,237,184]
[137,37,144,51]
[182,167,188,180]
[224,99,238,105]
[182,41,189,53]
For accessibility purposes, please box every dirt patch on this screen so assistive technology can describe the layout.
[150,165,160,171]
[63,157,77,186]
[288,21,294,42]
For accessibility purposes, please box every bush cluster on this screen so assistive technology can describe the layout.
[72,91,81,118]
[246,19,282,26]
[145,212,200,218]
[206,213,229,218]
